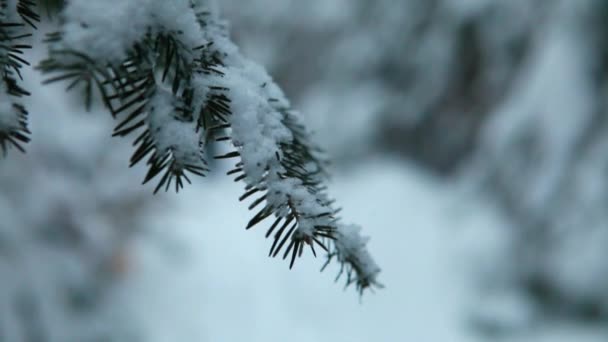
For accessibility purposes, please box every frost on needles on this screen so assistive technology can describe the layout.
[4,0,382,294]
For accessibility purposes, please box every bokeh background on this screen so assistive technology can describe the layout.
[2,0,608,340]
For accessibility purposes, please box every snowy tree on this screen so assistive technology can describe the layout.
[0,0,381,296]
[470,0,608,328]
[0,89,150,340]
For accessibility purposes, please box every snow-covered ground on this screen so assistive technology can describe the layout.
[117,159,607,342]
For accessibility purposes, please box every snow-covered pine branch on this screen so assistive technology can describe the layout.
[0,0,38,155]
[32,0,381,293]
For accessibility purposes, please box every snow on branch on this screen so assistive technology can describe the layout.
[37,0,381,294]
[59,0,202,63]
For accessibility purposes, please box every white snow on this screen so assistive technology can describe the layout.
[146,89,203,167]
[61,0,202,62]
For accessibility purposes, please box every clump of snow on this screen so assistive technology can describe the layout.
[146,89,204,168]
[219,62,292,184]
[61,0,202,62]
[335,224,381,287]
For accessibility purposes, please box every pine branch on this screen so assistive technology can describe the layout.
[0,101,29,155]
[0,0,38,156]
[16,0,39,28]
[39,28,212,192]
[191,26,382,291]
[35,0,381,294]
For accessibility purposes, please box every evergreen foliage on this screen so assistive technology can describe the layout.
[0,0,381,294]
[0,0,38,155]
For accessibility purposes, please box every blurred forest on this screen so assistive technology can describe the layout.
[223,0,608,335]
[2,0,608,341]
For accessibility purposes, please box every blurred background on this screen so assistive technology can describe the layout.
[2,0,608,340]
